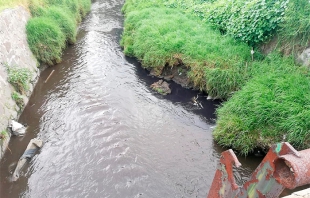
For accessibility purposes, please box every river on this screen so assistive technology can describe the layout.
[0,0,268,197]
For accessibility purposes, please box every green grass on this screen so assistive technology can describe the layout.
[121,6,252,98]
[122,0,310,155]
[0,0,28,11]
[278,0,310,53]
[214,53,310,155]
[0,130,8,141]
[43,6,77,44]
[26,0,91,65]
[6,64,32,94]
[26,17,66,65]
[12,91,24,109]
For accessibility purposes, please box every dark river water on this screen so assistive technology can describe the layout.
[3,0,303,197]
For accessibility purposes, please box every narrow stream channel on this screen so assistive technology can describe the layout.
[0,0,273,197]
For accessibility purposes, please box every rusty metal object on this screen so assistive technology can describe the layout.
[207,142,310,198]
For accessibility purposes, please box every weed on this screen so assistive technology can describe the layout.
[278,0,310,53]
[207,0,288,46]
[12,91,24,109]
[6,64,32,94]
[0,130,8,141]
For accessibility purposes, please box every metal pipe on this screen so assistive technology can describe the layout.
[207,142,310,198]
[274,148,310,189]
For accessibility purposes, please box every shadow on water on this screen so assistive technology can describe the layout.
[125,56,222,124]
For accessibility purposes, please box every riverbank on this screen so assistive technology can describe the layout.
[0,6,39,159]
[0,0,91,159]
[121,0,310,155]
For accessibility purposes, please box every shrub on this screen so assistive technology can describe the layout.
[207,0,288,46]
[26,17,66,65]
[6,65,32,94]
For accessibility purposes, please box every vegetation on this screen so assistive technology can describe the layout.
[6,64,32,94]
[0,130,8,141]
[1,0,91,65]
[0,0,28,11]
[278,0,310,51]
[26,0,91,65]
[206,0,288,46]
[12,92,24,109]
[122,4,253,98]
[122,0,310,155]
[214,53,310,155]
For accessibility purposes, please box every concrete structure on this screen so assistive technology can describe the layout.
[0,6,39,159]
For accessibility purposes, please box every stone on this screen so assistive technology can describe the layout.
[150,80,171,95]
[297,48,310,67]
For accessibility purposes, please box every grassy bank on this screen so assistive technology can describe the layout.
[122,0,310,155]
[214,54,310,155]
[25,0,91,65]
[1,0,91,65]
[122,1,253,98]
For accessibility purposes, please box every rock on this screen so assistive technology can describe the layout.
[297,48,310,67]
[150,80,171,95]
[8,120,26,136]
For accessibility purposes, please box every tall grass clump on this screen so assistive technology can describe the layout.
[278,0,310,51]
[214,53,310,155]
[122,7,252,98]
[43,6,77,44]
[26,0,91,65]
[26,17,66,65]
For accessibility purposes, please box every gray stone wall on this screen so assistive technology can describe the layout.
[0,6,39,159]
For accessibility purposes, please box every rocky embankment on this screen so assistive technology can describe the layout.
[0,6,39,159]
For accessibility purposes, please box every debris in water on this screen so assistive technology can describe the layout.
[8,120,26,136]
[12,138,43,181]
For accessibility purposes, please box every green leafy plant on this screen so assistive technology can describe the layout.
[207,0,288,46]
[0,130,8,141]
[6,65,32,94]
[12,91,24,109]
